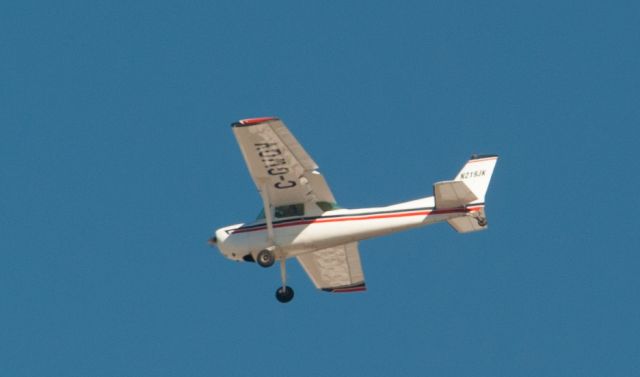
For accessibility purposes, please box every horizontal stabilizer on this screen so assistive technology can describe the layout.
[434,180,478,209]
[448,208,488,233]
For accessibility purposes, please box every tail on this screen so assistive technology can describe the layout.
[453,154,498,204]
[433,154,498,233]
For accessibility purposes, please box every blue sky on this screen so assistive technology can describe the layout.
[1,1,639,376]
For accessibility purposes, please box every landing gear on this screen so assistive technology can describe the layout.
[275,286,294,303]
[257,249,295,303]
[477,217,488,227]
[275,257,294,303]
[256,249,275,268]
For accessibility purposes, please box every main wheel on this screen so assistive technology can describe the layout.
[275,286,294,303]
[477,218,488,227]
[256,249,275,268]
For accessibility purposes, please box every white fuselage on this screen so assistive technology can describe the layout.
[214,196,484,262]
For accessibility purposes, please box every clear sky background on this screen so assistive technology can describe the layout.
[1,1,639,376]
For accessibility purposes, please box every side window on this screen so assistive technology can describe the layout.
[316,201,341,211]
[274,204,304,218]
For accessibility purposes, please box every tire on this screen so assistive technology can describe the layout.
[256,249,275,268]
[275,286,294,303]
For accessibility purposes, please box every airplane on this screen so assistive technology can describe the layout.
[209,117,498,303]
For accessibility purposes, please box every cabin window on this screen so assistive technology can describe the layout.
[274,203,304,218]
[256,203,305,220]
[316,201,342,211]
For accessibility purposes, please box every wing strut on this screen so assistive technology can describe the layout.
[258,181,275,242]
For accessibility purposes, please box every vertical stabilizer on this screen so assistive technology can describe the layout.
[454,155,498,204]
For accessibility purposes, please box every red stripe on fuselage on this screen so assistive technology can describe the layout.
[230,206,484,234]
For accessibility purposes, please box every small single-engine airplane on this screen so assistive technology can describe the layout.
[210,117,498,303]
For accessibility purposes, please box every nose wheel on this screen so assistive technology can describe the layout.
[256,249,275,268]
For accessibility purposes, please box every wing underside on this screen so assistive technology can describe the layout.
[232,117,335,207]
[297,242,366,293]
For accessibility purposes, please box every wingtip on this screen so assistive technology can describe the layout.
[470,154,499,160]
[322,282,367,293]
[231,116,279,128]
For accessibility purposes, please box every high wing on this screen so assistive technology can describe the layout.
[231,117,336,207]
[296,242,367,293]
[232,118,366,293]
